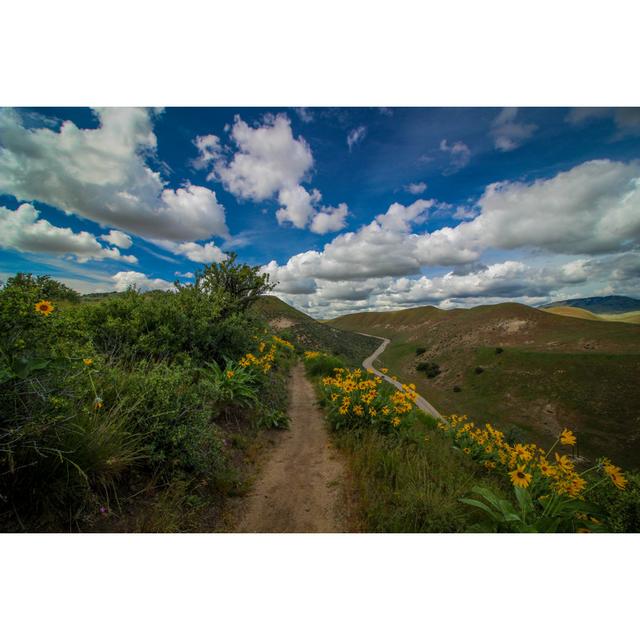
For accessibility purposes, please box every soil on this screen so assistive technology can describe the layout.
[234,363,348,533]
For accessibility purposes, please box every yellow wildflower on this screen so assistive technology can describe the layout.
[560,428,577,446]
[509,465,532,488]
[35,300,54,316]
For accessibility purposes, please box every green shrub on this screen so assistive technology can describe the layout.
[475,366,484,374]
[415,347,426,355]
[416,361,440,378]
[303,353,345,378]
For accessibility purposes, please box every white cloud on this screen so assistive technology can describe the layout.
[439,139,471,175]
[0,203,137,263]
[405,182,427,194]
[310,203,350,234]
[276,186,322,229]
[261,159,640,316]
[157,240,227,264]
[192,134,222,169]
[347,126,367,151]
[100,229,132,249]
[201,113,314,201]
[174,271,195,279]
[490,107,537,151]
[112,271,174,292]
[0,108,228,242]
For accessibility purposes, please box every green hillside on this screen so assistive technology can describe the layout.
[545,306,640,324]
[253,296,380,366]
[329,303,640,469]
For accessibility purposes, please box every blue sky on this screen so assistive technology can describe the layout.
[1,106,639,317]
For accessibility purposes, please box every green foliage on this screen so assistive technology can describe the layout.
[474,366,484,374]
[303,353,345,378]
[336,415,509,532]
[416,361,440,378]
[0,267,291,532]
[201,359,259,410]
[415,347,426,355]
[194,252,274,314]
[459,485,606,533]
[2,273,80,302]
[588,470,640,533]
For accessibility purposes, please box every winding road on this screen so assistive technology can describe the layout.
[360,333,443,420]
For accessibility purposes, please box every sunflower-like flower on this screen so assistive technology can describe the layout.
[560,428,577,446]
[603,460,628,490]
[35,300,54,316]
[83,358,94,366]
[226,370,235,379]
[509,465,532,488]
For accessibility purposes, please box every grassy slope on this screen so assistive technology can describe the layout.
[329,303,640,469]
[253,295,380,366]
[545,306,640,324]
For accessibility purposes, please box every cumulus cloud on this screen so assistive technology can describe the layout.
[100,229,133,249]
[490,107,537,151]
[347,126,367,151]
[276,186,322,229]
[112,271,174,292]
[0,108,228,242]
[156,240,227,264]
[310,203,349,234]
[260,159,640,316]
[174,271,195,278]
[200,113,314,201]
[439,139,471,175]
[0,203,137,263]
[405,182,427,194]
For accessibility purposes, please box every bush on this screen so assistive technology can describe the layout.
[416,361,440,378]
[453,386,462,393]
[0,262,291,532]
[303,352,345,378]
[475,366,484,374]
[495,347,503,355]
[415,347,426,356]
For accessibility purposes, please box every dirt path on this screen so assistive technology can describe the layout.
[235,363,347,533]
[359,332,443,420]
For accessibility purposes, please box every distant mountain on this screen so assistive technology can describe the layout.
[539,296,640,314]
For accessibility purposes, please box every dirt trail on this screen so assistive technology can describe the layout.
[235,363,347,533]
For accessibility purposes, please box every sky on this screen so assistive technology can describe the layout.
[1,106,639,318]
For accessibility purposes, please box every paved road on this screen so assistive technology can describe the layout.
[360,333,443,420]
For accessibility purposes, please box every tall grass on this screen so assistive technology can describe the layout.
[336,415,509,532]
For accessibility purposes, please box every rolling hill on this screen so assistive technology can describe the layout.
[329,302,640,468]
[544,306,640,324]
[253,295,380,366]
[540,295,640,314]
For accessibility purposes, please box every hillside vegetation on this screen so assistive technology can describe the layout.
[544,306,640,324]
[0,262,298,532]
[253,295,380,365]
[329,303,640,469]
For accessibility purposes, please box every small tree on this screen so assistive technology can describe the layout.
[190,253,274,314]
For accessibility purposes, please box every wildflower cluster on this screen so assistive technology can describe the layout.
[441,415,629,531]
[239,335,294,374]
[440,416,627,497]
[304,351,321,359]
[320,366,419,432]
